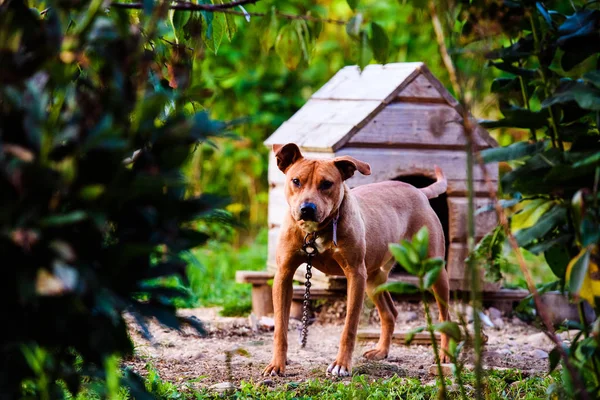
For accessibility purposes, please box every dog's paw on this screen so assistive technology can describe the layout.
[263,361,285,377]
[363,347,388,361]
[326,360,351,377]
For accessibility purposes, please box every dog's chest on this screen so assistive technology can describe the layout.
[314,236,339,254]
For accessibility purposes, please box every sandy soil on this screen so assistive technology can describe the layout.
[123,300,558,390]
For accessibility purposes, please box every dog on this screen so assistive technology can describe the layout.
[263,143,450,377]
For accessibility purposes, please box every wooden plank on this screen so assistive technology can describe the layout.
[347,103,492,149]
[358,330,441,345]
[312,63,422,101]
[264,121,356,152]
[396,73,445,101]
[447,243,502,292]
[335,147,494,185]
[267,227,280,266]
[235,271,274,284]
[286,99,381,126]
[268,186,287,227]
[448,197,498,242]
[292,285,345,299]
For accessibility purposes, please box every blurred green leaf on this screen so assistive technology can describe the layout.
[370,22,389,64]
[405,326,425,345]
[259,7,278,53]
[481,140,547,163]
[515,205,567,247]
[375,281,419,295]
[347,0,358,11]
[275,24,302,70]
[433,321,461,341]
[389,242,420,275]
[423,264,442,289]
[413,226,429,260]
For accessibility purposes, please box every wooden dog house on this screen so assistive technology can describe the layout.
[261,62,500,295]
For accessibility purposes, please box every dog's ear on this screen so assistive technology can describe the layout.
[333,156,371,180]
[274,143,303,173]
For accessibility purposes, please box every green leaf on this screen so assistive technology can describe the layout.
[544,243,571,280]
[567,247,591,296]
[405,326,425,345]
[347,0,359,11]
[549,346,561,373]
[511,199,555,233]
[542,81,600,111]
[480,140,547,163]
[275,24,302,70]
[433,321,462,341]
[515,205,567,247]
[583,70,600,90]
[213,0,237,41]
[413,226,429,260]
[573,152,600,168]
[480,107,549,130]
[293,20,310,62]
[423,265,442,289]
[375,281,419,295]
[259,7,278,53]
[204,11,224,54]
[40,211,87,226]
[170,10,190,43]
[389,242,420,275]
[358,31,370,71]
[370,22,389,64]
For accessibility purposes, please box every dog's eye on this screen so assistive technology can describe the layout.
[319,180,333,190]
[292,178,301,187]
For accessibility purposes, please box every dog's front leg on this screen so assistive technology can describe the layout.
[263,263,296,376]
[327,262,367,377]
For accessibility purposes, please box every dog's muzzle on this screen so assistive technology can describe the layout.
[299,202,317,221]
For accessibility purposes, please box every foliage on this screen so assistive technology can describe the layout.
[471,0,600,397]
[93,361,559,400]
[0,0,239,396]
[378,227,464,397]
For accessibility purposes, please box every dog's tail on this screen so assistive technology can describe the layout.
[419,165,447,199]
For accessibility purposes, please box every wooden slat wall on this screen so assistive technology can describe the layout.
[334,147,497,183]
[448,197,498,242]
[396,74,446,102]
[347,103,491,149]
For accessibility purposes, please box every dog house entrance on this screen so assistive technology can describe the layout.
[391,175,449,275]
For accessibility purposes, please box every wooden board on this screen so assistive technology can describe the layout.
[358,330,441,345]
[235,271,274,284]
[334,147,495,185]
[264,121,357,152]
[396,73,446,102]
[312,63,422,102]
[347,103,492,149]
[448,197,498,242]
[447,243,503,291]
[286,99,382,126]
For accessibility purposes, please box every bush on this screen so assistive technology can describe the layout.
[0,0,230,397]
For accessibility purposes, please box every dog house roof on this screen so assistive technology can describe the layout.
[264,62,496,152]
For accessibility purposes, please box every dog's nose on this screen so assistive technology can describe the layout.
[299,202,317,221]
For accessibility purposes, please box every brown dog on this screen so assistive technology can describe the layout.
[263,143,450,377]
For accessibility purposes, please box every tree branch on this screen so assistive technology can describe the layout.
[217,8,346,25]
[111,0,259,12]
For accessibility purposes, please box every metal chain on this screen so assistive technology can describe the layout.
[300,233,317,348]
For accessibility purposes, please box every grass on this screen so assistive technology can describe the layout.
[107,364,559,400]
[185,228,267,315]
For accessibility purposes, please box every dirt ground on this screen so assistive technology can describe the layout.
[123,300,561,390]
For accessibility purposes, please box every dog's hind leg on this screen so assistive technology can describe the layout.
[363,269,397,360]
